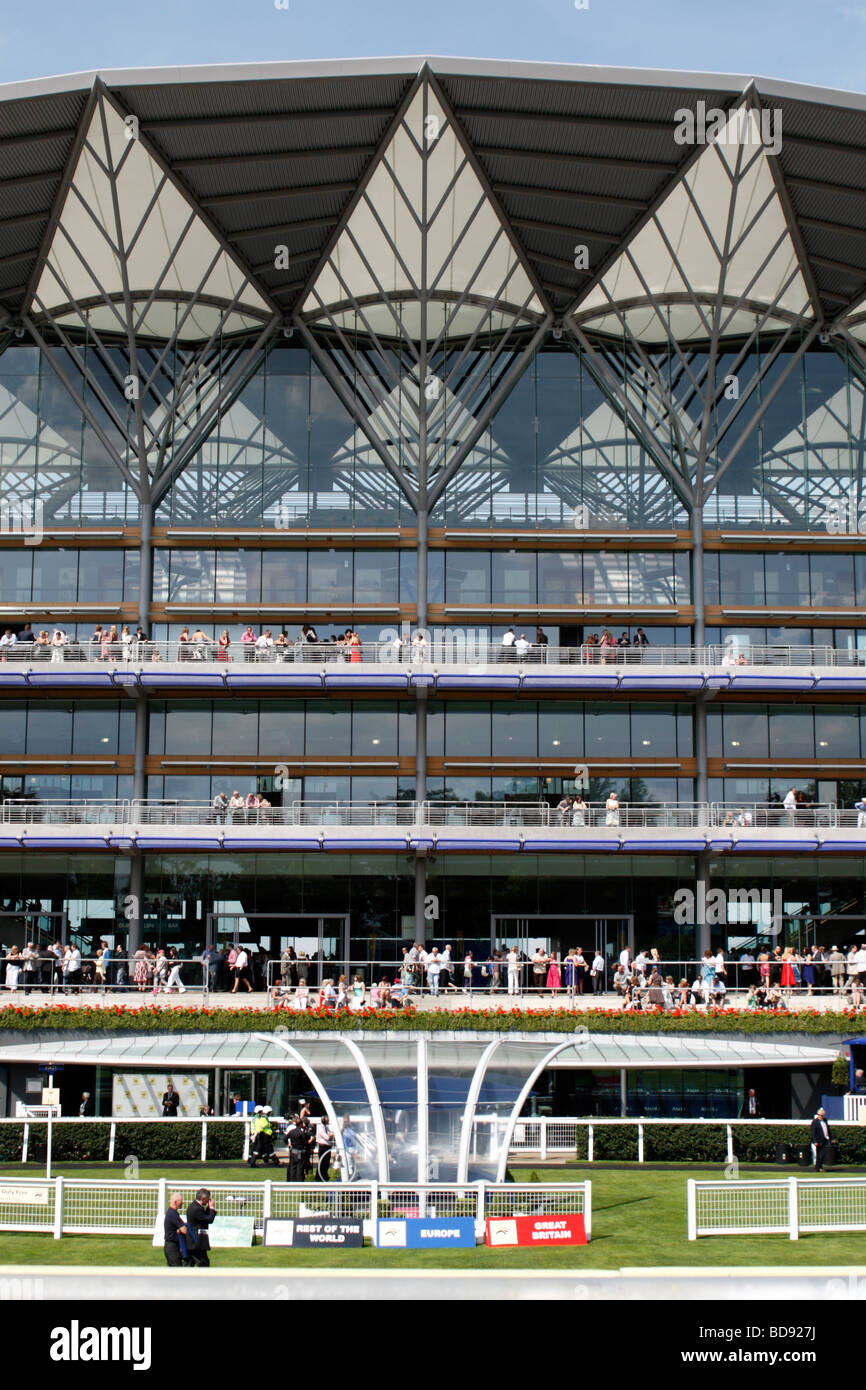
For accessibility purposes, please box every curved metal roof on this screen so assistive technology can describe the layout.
[0,1027,838,1070]
[1,57,866,331]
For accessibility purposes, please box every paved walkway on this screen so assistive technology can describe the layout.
[0,987,855,1013]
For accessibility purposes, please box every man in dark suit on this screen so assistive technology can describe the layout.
[162,1081,180,1117]
[185,1188,217,1268]
[810,1108,833,1171]
[739,1088,762,1118]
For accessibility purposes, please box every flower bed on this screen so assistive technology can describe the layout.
[0,1004,858,1034]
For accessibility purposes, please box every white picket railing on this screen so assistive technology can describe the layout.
[0,1175,590,1240]
[688,1175,866,1240]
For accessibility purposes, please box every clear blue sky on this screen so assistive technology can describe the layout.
[0,0,863,95]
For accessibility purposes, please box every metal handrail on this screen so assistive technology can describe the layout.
[0,798,857,829]
[1,639,865,668]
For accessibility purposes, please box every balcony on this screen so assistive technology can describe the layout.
[0,799,862,854]
[0,640,864,694]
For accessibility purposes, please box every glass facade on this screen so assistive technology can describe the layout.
[2,330,866,964]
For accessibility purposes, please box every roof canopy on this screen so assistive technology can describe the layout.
[2,58,866,342]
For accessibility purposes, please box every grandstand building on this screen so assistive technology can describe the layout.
[1,56,866,971]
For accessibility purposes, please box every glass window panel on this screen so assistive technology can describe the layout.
[164,703,213,757]
[704,553,720,605]
[768,706,814,759]
[764,553,809,606]
[350,776,399,802]
[262,551,306,603]
[428,550,444,604]
[123,548,140,601]
[0,551,32,603]
[583,553,628,604]
[215,550,261,604]
[308,551,352,604]
[444,702,491,756]
[152,551,170,602]
[539,702,582,755]
[0,705,26,755]
[810,553,855,606]
[815,709,860,759]
[491,551,536,605]
[168,550,215,602]
[352,703,398,755]
[354,551,399,603]
[72,702,119,755]
[718,554,764,605]
[31,550,77,601]
[212,702,258,757]
[26,701,73,756]
[538,553,582,606]
[584,702,627,754]
[676,707,694,756]
[491,702,537,757]
[628,553,680,604]
[118,703,135,756]
[629,704,677,757]
[427,704,445,757]
[304,701,350,755]
[258,701,305,752]
[76,550,123,602]
[445,552,489,603]
[856,555,866,608]
[722,705,768,758]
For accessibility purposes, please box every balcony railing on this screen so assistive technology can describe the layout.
[0,798,853,829]
[1,639,865,668]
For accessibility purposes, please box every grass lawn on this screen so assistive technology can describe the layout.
[0,1163,864,1268]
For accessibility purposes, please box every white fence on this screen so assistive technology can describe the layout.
[0,1176,590,1240]
[687,1176,866,1240]
[3,1114,863,1168]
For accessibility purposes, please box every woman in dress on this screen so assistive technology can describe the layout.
[780,948,796,993]
[348,629,362,664]
[758,952,770,988]
[546,952,562,994]
[351,974,365,1010]
[133,945,150,992]
[574,947,587,995]
[94,943,107,992]
[4,945,21,992]
[563,948,579,1000]
[120,624,133,660]
[217,630,231,662]
[463,952,474,996]
[605,791,621,826]
[801,950,815,997]
[100,625,117,661]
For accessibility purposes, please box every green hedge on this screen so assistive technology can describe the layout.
[570,1123,866,1165]
[14,1120,245,1164]
[0,1004,860,1035]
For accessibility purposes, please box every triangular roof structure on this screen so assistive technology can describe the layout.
[31,97,271,340]
[573,104,815,342]
[303,82,544,339]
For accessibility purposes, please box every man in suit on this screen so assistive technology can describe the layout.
[185,1188,217,1268]
[740,1088,762,1118]
[162,1081,180,1118]
[810,1107,833,1171]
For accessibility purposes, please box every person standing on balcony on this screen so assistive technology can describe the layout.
[506,945,521,996]
[499,627,516,663]
[241,625,256,663]
[555,794,572,826]
[514,632,531,660]
[605,791,621,826]
[591,948,605,994]
[783,786,798,827]
[572,794,588,827]
[232,946,253,994]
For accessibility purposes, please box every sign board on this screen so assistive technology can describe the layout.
[0,1185,50,1207]
[37,1064,64,1073]
[485,1214,587,1248]
[377,1218,476,1249]
[41,1088,60,1107]
[207,1217,255,1248]
[152,1215,255,1249]
[264,1218,363,1248]
[112,1072,208,1119]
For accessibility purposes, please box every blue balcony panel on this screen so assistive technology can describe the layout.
[618,675,705,691]
[132,836,225,850]
[619,838,707,853]
[220,837,321,851]
[812,677,866,692]
[729,676,816,691]
[139,673,226,688]
[731,839,818,852]
[0,672,29,686]
[433,837,523,851]
[817,840,866,852]
[27,672,117,688]
[520,838,619,851]
[322,837,410,851]
[705,676,730,690]
[224,672,323,689]
[19,836,114,850]
[435,674,521,690]
[323,673,409,690]
[520,674,620,691]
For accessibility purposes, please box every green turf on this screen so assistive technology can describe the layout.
[0,1164,864,1268]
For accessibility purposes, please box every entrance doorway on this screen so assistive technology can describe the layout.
[0,908,67,950]
[205,911,350,987]
[490,914,633,972]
